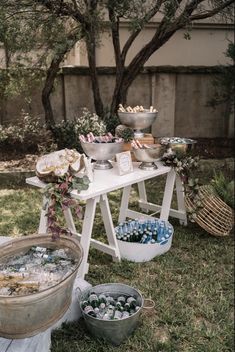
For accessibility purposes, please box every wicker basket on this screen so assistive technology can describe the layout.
[185,185,234,237]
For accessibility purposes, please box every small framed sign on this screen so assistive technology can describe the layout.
[116,151,133,176]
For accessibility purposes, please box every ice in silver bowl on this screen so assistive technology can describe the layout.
[118,110,158,138]
[81,140,124,170]
[133,144,165,170]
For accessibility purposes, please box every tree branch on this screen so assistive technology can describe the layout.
[122,0,207,90]
[189,0,235,21]
[121,0,165,62]
[35,0,86,25]
[108,6,121,68]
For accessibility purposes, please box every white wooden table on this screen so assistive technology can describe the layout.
[26,161,187,278]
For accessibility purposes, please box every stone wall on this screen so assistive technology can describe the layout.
[0,66,233,138]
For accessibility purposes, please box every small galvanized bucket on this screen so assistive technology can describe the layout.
[80,283,144,346]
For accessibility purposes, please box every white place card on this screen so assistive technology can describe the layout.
[116,151,133,176]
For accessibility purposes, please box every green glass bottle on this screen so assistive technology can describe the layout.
[117,296,126,306]
[81,300,89,310]
[127,296,137,309]
[89,293,99,308]
[83,305,96,317]
[98,293,107,304]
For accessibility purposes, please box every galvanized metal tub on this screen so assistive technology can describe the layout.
[0,234,83,339]
[80,283,143,345]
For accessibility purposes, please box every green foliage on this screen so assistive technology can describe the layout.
[51,121,79,151]
[208,42,235,117]
[44,173,90,240]
[102,108,120,135]
[0,1,79,102]
[211,171,234,209]
[52,108,106,153]
[161,153,202,221]
[116,126,134,142]
[0,112,54,153]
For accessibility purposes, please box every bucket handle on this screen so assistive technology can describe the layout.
[75,286,82,297]
[142,298,155,311]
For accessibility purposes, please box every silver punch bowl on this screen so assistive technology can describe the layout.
[133,144,165,170]
[81,140,124,170]
[159,137,197,155]
[118,110,158,138]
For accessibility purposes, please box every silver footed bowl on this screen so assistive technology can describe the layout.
[159,137,197,155]
[118,110,158,138]
[133,144,165,170]
[81,140,124,170]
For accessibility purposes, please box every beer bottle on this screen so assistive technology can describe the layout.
[81,300,89,310]
[124,302,131,311]
[113,310,122,320]
[83,305,97,317]
[98,293,107,304]
[107,306,114,319]
[127,296,137,309]
[117,296,126,306]
[89,293,99,308]
[106,296,115,306]
[115,301,123,311]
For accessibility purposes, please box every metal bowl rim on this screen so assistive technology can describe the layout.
[80,140,124,145]
[131,144,163,151]
[159,137,197,145]
[118,110,158,114]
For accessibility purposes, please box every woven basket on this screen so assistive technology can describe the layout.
[185,185,234,237]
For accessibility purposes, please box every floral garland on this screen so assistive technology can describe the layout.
[43,174,90,240]
[161,152,202,221]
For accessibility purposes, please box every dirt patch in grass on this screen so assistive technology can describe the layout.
[0,154,38,172]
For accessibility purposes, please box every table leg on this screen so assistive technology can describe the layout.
[175,175,188,226]
[38,196,49,234]
[160,169,176,221]
[63,208,77,234]
[99,194,121,262]
[137,181,149,212]
[78,197,99,278]
[118,185,132,223]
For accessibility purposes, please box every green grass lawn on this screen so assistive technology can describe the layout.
[0,172,234,352]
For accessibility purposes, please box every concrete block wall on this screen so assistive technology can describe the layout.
[0,66,233,138]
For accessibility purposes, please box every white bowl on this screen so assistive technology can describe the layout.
[117,235,173,262]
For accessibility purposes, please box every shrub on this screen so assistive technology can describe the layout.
[0,112,54,154]
[103,108,120,135]
[210,171,234,209]
[52,108,107,153]
[116,126,134,142]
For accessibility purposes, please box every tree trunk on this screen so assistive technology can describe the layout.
[110,76,128,116]
[42,34,79,128]
[85,35,104,117]
[42,59,60,128]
